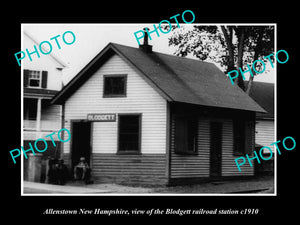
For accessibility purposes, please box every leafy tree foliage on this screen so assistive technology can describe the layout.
[167,25,274,93]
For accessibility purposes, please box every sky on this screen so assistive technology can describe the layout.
[22,24,275,85]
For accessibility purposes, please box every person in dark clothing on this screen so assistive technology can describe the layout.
[47,158,58,184]
[56,159,68,185]
[47,158,69,185]
[74,157,92,184]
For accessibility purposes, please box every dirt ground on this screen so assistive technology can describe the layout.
[68,175,274,194]
[23,175,274,194]
[153,176,274,194]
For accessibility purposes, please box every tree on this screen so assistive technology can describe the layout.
[167,25,274,94]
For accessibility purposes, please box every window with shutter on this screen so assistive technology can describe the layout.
[244,121,254,155]
[24,70,48,88]
[174,116,188,153]
[233,120,254,156]
[174,115,198,154]
[233,119,245,155]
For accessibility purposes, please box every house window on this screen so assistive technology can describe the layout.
[24,70,48,88]
[174,115,198,154]
[28,70,41,87]
[103,75,127,97]
[118,114,141,153]
[233,120,254,155]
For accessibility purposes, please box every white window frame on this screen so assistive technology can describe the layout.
[28,70,42,88]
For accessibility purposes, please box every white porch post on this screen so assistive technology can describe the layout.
[36,98,42,134]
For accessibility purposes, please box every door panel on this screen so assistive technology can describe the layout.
[71,121,91,168]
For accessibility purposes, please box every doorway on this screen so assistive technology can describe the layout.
[71,121,91,169]
[210,121,222,177]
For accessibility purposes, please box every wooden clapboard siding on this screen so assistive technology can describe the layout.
[63,54,167,155]
[170,117,210,178]
[170,117,255,179]
[222,120,254,176]
[256,119,275,153]
[90,153,167,185]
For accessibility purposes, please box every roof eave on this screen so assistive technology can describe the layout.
[51,43,113,104]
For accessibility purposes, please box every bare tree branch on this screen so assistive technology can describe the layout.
[246,28,264,94]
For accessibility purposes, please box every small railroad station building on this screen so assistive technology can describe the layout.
[51,40,265,186]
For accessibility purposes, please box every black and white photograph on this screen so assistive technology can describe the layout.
[21,23,276,195]
[3,6,298,220]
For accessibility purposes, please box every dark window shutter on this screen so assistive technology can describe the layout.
[41,71,48,88]
[187,117,198,152]
[233,119,246,155]
[24,69,29,87]
[244,121,254,155]
[174,116,188,153]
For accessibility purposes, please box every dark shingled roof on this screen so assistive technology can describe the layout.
[245,81,274,119]
[52,42,265,113]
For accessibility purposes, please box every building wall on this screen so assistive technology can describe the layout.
[91,153,167,185]
[61,52,258,184]
[170,117,254,180]
[221,119,254,176]
[254,119,275,174]
[256,119,275,153]
[170,117,210,178]
[63,54,168,183]
[64,54,167,154]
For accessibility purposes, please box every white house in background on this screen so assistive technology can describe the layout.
[246,81,275,174]
[23,31,67,162]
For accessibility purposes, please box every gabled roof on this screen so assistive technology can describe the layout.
[51,42,265,113]
[245,81,274,119]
